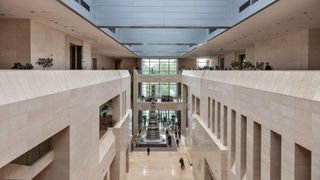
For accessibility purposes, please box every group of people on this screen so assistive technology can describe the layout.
[161,95,173,102]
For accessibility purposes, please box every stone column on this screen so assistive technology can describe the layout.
[261,127,271,180]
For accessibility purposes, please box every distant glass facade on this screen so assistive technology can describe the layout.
[141,59,177,75]
[197,58,208,68]
[141,82,177,98]
[140,110,177,131]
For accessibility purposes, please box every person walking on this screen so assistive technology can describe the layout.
[176,138,180,148]
[178,130,181,139]
[179,157,185,170]
[147,147,150,155]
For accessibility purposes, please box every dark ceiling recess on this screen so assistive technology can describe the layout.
[209,28,217,34]
[239,0,251,13]
[74,0,90,12]
[80,0,90,11]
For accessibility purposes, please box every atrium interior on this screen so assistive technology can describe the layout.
[0,0,320,180]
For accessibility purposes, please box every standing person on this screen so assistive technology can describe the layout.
[178,130,181,139]
[176,138,180,148]
[175,130,177,138]
[147,147,150,155]
[265,62,272,70]
[179,157,185,169]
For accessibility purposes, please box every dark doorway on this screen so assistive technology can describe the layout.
[92,58,97,70]
[239,54,246,70]
[218,58,224,70]
[70,44,82,70]
[115,60,121,70]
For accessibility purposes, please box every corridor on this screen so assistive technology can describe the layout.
[126,150,194,180]
[127,136,194,180]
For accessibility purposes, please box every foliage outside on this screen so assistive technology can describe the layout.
[141,59,177,75]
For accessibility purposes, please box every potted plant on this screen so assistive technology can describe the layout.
[11,62,33,69]
[255,62,265,70]
[36,55,53,69]
[231,61,241,70]
[242,61,255,70]
[107,119,117,128]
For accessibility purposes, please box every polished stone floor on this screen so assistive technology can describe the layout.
[126,137,194,180]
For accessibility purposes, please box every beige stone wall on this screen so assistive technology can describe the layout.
[0,19,31,69]
[308,29,320,70]
[0,70,131,180]
[245,46,255,63]
[222,52,237,69]
[82,41,92,70]
[120,58,138,70]
[30,21,93,70]
[93,54,116,70]
[254,30,309,70]
[30,21,66,69]
[182,70,319,180]
[219,51,244,69]
[218,29,320,70]
[0,19,93,70]
[178,58,197,70]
